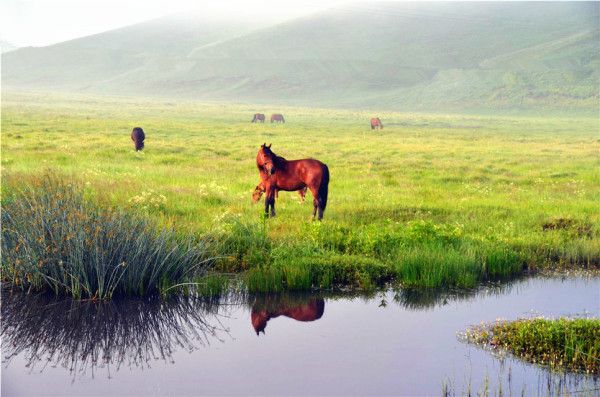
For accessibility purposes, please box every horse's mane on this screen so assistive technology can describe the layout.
[273,154,286,167]
[262,146,287,168]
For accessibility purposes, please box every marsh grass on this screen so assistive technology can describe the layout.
[466,318,600,375]
[1,92,599,293]
[1,174,213,299]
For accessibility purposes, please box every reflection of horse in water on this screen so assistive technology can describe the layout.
[251,296,325,335]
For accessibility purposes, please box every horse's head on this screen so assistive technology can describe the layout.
[252,184,265,203]
[257,143,276,176]
[251,310,270,335]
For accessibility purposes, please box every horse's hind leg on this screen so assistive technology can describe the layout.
[298,187,306,204]
[308,187,318,219]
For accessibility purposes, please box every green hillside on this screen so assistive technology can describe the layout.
[2,2,599,112]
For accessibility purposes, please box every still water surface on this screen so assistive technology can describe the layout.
[2,277,599,396]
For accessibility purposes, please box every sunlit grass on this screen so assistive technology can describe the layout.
[1,92,598,292]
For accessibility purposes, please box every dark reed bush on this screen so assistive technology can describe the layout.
[1,174,213,299]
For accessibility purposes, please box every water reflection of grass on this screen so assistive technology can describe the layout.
[442,368,599,397]
[1,290,227,377]
[1,283,515,378]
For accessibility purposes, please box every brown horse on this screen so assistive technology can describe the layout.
[251,298,325,335]
[270,114,285,123]
[131,127,145,151]
[252,180,307,203]
[256,144,329,220]
[370,117,383,130]
[252,113,265,123]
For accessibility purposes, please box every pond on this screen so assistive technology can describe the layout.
[2,276,599,396]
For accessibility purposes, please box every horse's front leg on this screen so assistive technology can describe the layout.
[266,186,276,217]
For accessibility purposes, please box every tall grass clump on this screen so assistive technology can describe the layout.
[466,318,600,375]
[1,174,213,299]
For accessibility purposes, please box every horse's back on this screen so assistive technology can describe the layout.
[284,158,328,186]
[131,127,145,140]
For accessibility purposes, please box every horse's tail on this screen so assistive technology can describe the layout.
[318,163,329,212]
[135,140,144,151]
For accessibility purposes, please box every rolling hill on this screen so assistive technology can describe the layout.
[2,2,599,112]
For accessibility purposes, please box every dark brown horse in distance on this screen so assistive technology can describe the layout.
[256,143,329,220]
[370,118,383,130]
[252,113,265,123]
[131,127,145,151]
[270,114,285,123]
[251,298,325,335]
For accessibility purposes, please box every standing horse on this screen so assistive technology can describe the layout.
[270,114,285,123]
[252,113,265,123]
[256,143,329,220]
[131,127,145,151]
[370,118,383,130]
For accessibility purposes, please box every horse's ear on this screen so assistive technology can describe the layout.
[262,142,266,148]
[267,143,272,148]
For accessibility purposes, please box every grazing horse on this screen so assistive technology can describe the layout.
[270,114,285,123]
[251,113,265,123]
[370,117,383,130]
[131,127,145,151]
[256,143,329,220]
[252,180,307,203]
[251,298,325,335]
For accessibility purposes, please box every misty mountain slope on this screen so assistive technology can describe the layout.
[0,41,18,54]
[1,15,264,91]
[3,2,598,111]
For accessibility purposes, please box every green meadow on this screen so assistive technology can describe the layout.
[2,92,599,295]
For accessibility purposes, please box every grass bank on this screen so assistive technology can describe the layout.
[465,318,600,375]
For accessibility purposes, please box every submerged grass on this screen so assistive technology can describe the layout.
[1,174,213,299]
[466,318,600,375]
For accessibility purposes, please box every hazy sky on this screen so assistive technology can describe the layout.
[1,0,347,47]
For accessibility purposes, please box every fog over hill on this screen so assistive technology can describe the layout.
[2,2,599,112]
[0,41,18,54]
